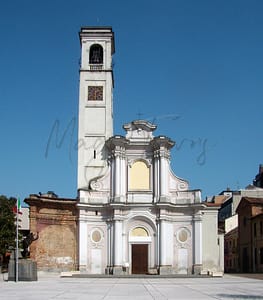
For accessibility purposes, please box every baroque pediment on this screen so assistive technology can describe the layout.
[123,120,156,142]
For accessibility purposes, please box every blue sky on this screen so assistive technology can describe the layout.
[0,0,263,202]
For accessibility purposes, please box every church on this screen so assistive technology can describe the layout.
[26,27,224,275]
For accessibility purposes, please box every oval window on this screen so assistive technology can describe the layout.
[91,230,102,243]
[177,228,188,243]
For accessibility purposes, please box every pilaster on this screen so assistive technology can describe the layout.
[193,213,203,274]
[79,221,88,271]
[150,136,174,202]
[112,218,123,274]
[153,150,160,202]
[158,216,173,274]
[106,136,128,203]
[105,220,113,274]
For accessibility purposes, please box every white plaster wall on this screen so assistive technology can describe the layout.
[78,208,108,274]
[160,220,173,266]
[173,223,193,274]
[87,223,107,274]
[225,214,238,234]
[79,220,88,271]
[78,33,113,190]
[202,209,220,272]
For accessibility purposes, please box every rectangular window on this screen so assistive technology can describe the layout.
[260,221,263,235]
[88,86,103,101]
[254,223,257,237]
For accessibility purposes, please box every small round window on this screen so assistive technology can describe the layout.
[177,228,189,243]
[91,230,102,243]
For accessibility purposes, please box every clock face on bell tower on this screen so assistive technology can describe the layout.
[88,86,103,101]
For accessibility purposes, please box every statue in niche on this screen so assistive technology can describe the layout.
[21,232,39,258]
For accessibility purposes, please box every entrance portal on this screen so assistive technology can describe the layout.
[132,244,148,274]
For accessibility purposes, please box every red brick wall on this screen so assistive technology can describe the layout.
[26,195,78,272]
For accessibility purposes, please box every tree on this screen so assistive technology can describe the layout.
[0,195,16,259]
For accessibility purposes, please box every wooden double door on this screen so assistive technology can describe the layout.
[131,244,148,274]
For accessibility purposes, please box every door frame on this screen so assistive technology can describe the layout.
[127,220,156,275]
[130,243,150,274]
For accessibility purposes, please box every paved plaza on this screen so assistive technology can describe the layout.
[0,273,263,299]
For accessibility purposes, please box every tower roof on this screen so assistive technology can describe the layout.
[79,26,115,54]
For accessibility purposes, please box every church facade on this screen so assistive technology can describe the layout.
[77,27,224,275]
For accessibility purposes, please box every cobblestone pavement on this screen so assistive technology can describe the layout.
[0,273,263,299]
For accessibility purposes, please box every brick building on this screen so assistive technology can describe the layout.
[251,213,263,272]
[224,227,238,272]
[236,197,263,272]
[25,193,78,271]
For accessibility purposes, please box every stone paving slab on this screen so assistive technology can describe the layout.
[0,273,263,299]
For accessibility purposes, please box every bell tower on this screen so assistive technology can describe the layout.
[78,27,115,190]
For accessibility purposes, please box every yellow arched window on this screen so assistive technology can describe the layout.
[129,160,150,190]
[130,227,149,237]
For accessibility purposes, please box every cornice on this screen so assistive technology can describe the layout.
[150,136,175,150]
[106,135,129,149]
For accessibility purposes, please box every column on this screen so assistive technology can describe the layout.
[156,220,160,266]
[120,152,126,201]
[122,231,129,274]
[160,151,168,199]
[115,153,120,198]
[110,157,115,200]
[159,218,173,274]
[193,214,203,274]
[113,219,123,274]
[153,151,160,202]
[106,221,112,274]
[79,220,87,271]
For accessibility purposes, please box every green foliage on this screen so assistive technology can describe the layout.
[0,195,16,257]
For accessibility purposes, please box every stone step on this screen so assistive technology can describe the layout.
[61,272,211,279]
